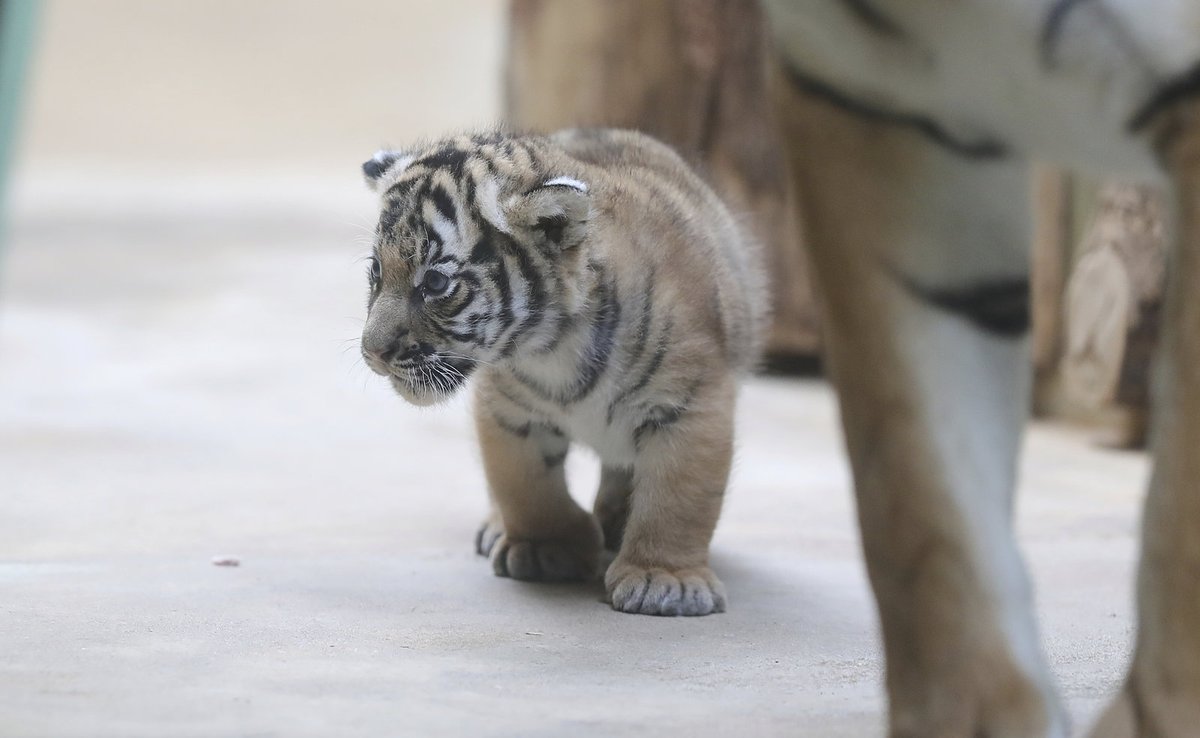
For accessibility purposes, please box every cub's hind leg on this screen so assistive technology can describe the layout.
[605,374,734,617]
[473,381,603,583]
[780,84,1065,734]
[1091,100,1200,738]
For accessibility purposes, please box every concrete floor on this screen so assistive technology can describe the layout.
[1,3,1150,735]
[0,175,1147,737]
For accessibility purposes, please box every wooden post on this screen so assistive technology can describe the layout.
[1031,167,1073,417]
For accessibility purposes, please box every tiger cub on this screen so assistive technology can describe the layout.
[359,129,767,616]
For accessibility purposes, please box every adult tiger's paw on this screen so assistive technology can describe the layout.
[605,562,726,616]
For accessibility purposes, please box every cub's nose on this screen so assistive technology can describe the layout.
[362,331,434,364]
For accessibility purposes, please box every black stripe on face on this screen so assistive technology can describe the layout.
[440,284,476,319]
[419,237,443,263]
[782,62,1009,160]
[489,257,516,337]
[897,274,1031,338]
[377,209,399,237]
[470,237,497,263]
[841,0,909,40]
[427,321,480,345]
[491,233,548,359]
[430,185,457,223]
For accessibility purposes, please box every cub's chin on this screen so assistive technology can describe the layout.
[389,373,461,407]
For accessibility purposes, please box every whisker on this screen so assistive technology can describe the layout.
[438,351,492,368]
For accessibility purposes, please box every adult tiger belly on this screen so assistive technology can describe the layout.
[761,0,1200,178]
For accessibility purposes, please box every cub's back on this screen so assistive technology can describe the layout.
[551,128,769,372]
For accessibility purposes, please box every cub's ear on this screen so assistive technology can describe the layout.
[361,149,413,192]
[505,177,591,250]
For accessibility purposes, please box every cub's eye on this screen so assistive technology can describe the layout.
[421,270,451,296]
[369,256,381,285]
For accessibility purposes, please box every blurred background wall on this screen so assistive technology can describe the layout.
[15,0,503,184]
[5,0,1165,448]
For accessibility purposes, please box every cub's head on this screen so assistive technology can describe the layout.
[359,137,591,406]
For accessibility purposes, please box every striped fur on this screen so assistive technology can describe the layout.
[761,1,1200,736]
[361,128,767,616]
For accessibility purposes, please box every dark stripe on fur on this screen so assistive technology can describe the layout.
[513,271,620,404]
[1040,0,1092,67]
[440,284,474,319]
[782,62,1009,159]
[500,229,549,344]
[490,257,516,335]
[1129,60,1200,132]
[561,272,621,403]
[430,186,457,223]
[623,270,656,367]
[535,313,578,355]
[491,413,563,440]
[841,0,909,40]
[898,275,1031,338]
[470,237,497,263]
[607,316,673,424]
[633,404,686,450]
[494,381,539,416]
[415,147,469,176]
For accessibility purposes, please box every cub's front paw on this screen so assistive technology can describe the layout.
[605,562,726,616]
[475,516,505,557]
[490,533,601,582]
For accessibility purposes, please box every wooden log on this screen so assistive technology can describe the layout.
[505,0,820,363]
[1062,183,1167,447]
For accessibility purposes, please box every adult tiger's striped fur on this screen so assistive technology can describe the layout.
[758,1,1200,736]
[359,128,767,616]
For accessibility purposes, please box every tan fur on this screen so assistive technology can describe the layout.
[362,129,767,616]
[776,80,1058,736]
[471,131,762,615]
[1090,103,1200,738]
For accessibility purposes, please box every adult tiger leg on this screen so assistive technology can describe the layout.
[1090,102,1200,738]
[779,88,1065,734]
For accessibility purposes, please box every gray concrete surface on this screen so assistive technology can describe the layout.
[0,176,1146,736]
[1,3,1148,736]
